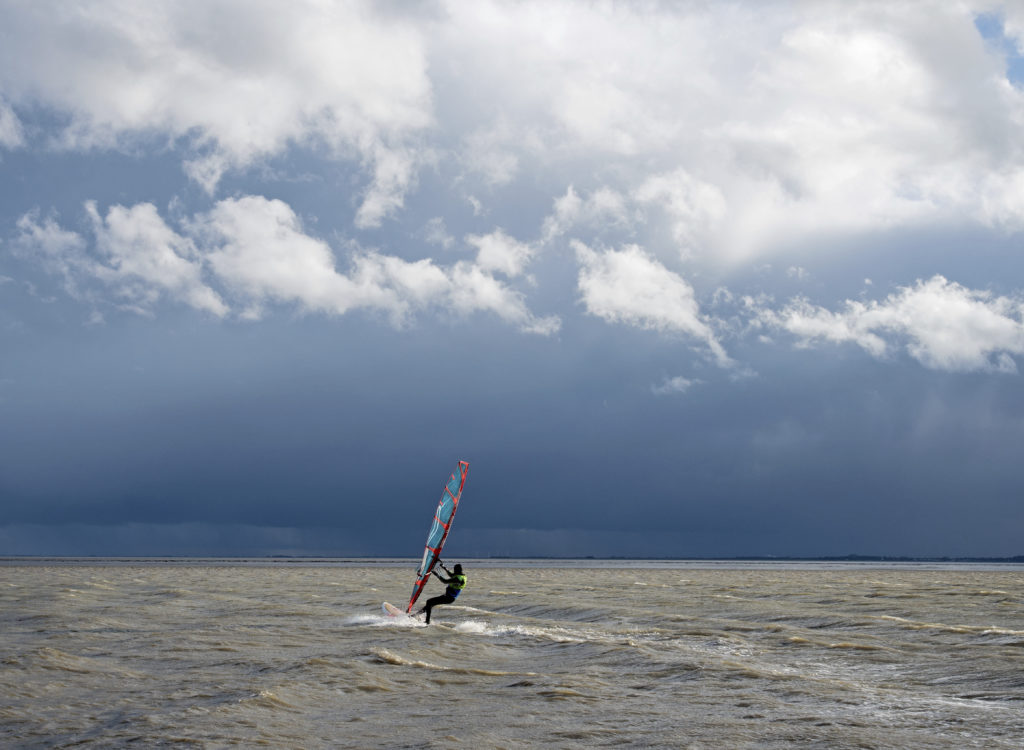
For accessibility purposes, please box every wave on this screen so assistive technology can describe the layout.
[30,647,145,678]
[369,647,536,677]
[876,615,1024,636]
[785,635,889,652]
[238,689,301,712]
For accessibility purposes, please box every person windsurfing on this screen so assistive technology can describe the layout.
[416,561,466,624]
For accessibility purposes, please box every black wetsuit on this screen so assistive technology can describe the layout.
[422,567,466,623]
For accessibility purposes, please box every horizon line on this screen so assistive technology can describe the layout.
[3,554,1023,563]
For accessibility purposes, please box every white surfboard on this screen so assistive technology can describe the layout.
[382,601,412,618]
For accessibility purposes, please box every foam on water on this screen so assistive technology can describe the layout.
[342,613,425,629]
[451,618,592,643]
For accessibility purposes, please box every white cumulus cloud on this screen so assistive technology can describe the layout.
[13,195,559,334]
[449,262,560,335]
[765,276,1024,372]
[86,202,227,316]
[466,229,534,278]
[541,185,630,244]
[574,241,731,366]
[196,196,375,317]
[196,197,557,331]
[0,0,433,222]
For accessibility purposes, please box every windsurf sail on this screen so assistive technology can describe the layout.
[406,460,469,613]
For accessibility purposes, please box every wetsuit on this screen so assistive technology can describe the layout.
[422,565,466,624]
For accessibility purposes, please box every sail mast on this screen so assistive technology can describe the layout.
[406,460,469,612]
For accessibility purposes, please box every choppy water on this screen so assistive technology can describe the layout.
[1,560,1022,749]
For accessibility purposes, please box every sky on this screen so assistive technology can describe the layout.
[2,0,1024,558]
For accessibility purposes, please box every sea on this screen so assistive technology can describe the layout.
[1,559,1022,749]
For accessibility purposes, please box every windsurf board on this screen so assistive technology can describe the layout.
[383,601,413,618]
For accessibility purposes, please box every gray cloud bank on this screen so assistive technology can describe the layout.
[3,1,1024,557]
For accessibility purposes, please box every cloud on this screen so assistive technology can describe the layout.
[634,170,727,256]
[446,262,560,335]
[14,212,85,258]
[4,1,1024,249]
[86,202,228,316]
[6,1,1024,366]
[15,203,226,316]
[0,0,432,221]
[465,229,534,277]
[13,196,559,334]
[421,218,454,249]
[196,197,558,331]
[574,240,731,366]
[459,118,529,187]
[993,3,1024,54]
[541,185,630,244]
[350,252,450,316]
[651,376,701,396]
[764,275,1024,372]
[353,142,422,229]
[0,97,23,148]
[12,211,90,298]
[196,196,372,317]
[439,2,1024,260]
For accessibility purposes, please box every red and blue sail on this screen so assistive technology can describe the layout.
[406,460,469,612]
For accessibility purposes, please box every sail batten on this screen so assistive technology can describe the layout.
[406,460,469,613]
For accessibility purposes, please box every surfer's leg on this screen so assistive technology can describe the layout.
[423,595,443,623]
[423,594,455,624]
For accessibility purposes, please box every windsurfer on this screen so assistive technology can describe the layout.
[416,562,466,624]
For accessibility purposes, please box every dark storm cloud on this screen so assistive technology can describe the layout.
[3,1,1024,557]
[2,304,1022,556]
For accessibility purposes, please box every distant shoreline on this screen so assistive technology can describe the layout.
[2,554,1023,564]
